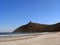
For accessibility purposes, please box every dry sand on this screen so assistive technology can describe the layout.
[0,32,60,45]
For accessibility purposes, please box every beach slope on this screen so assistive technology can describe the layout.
[0,32,60,45]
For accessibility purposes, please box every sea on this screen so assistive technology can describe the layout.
[0,32,51,38]
[0,32,30,38]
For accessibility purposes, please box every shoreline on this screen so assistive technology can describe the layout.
[0,34,39,42]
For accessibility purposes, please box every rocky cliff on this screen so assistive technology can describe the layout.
[13,21,60,33]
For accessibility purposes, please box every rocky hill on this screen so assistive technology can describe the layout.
[13,21,60,33]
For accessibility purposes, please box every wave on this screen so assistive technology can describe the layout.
[0,32,51,38]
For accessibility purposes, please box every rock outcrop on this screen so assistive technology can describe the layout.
[13,21,60,33]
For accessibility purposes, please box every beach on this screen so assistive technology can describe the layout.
[0,32,60,45]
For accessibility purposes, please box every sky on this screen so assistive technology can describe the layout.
[0,0,60,32]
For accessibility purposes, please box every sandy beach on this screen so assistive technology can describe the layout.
[0,32,60,45]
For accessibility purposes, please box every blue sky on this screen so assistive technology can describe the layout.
[0,0,60,32]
